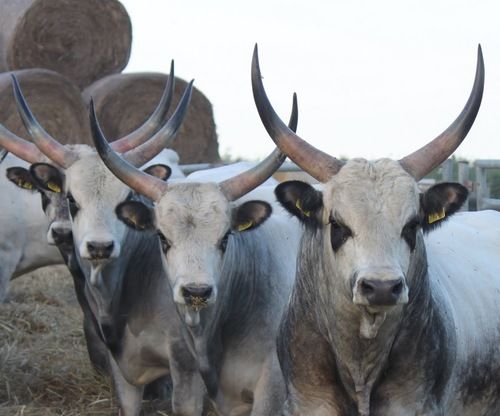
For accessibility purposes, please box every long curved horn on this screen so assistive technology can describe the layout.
[0,124,45,163]
[11,75,78,168]
[111,61,175,153]
[122,80,194,167]
[90,100,168,202]
[220,92,298,201]
[399,45,484,180]
[251,44,344,183]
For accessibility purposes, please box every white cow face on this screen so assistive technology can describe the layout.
[6,165,73,251]
[276,159,467,323]
[26,147,171,266]
[114,182,272,326]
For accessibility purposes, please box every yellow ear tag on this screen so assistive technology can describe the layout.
[237,220,253,232]
[19,180,33,190]
[428,208,446,224]
[295,199,311,217]
[128,213,142,228]
[47,182,61,193]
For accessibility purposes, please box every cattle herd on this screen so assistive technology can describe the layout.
[0,43,499,416]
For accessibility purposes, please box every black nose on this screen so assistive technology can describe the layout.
[181,285,213,307]
[51,227,73,245]
[51,227,73,251]
[359,278,404,306]
[87,241,114,259]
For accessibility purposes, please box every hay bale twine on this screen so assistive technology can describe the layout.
[83,73,220,163]
[0,69,92,145]
[0,0,132,89]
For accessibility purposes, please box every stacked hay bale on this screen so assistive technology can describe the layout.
[83,73,219,163]
[0,68,92,144]
[0,0,219,161]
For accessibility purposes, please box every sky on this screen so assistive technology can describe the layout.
[120,0,500,162]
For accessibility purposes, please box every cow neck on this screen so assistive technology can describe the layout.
[183,228,275,399]
[296,228,432,416]
[80,226,163,349]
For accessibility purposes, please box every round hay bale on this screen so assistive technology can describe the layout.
[0,0,132,89]
[0,69,92,145]
[83,73,220,163]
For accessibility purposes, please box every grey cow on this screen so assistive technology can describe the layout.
[91,95,303,415]
[252,44,500,416]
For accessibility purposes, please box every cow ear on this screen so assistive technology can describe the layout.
[143,164,172,181]
[420,182,468,232]
[6,167,37,192]
[116,200,155,231]
[275,180,323,225]
[232,200,272,232]
[29,163,64,193]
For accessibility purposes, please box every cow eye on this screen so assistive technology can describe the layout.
[219,230,231,253]
[402,218,420,251]
[158,231,170,253]
[329,217,352,252]
[67,192,80,218]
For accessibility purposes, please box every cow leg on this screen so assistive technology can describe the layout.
[170,365,204,416]
[169,341,204,416]
[278,319,347,416]
[0,250,19,302]
[143,374,172,400]
[250,352,286,416]
[83,315,110,374]
[109,354,143,416]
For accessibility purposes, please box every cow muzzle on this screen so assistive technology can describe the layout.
[85,241,115,260]
[49,224,73,252]
[181,284,214,310]
[353,277,408,307]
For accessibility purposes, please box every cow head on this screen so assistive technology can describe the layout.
[0,66,190,272]
[252,45,483,338]
[91,94,298,326]
[6,163,73,251]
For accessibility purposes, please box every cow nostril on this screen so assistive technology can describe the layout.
[104,242,114,251]
[360,280,375,295]
[392,281,403,296]
[87,241,114,259]
[181,285,213,307]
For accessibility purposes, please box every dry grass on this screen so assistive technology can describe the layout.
[0,266,173,416]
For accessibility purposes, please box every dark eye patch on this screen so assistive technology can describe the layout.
[402,217,421,251]
[329,216,352,251]
[219,230,232,253]
[40,192,50,212]
[158,231,170,254]
[67,192,80,219]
